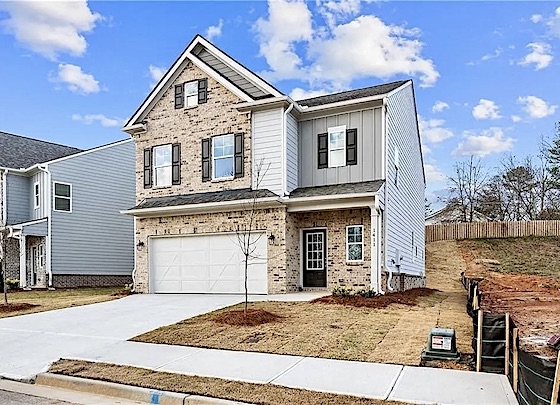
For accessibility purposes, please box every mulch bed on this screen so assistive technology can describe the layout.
[213,308,284,326]
[312,288,438,309]
[0,302,40,313]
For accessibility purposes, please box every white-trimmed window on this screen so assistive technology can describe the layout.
[328,125,346,168]
[153,144,172,187]
[212,134,234,179]
[53,182,72,212]
[184,81,198,108]
[34,182,40,209]
[346,225,364,262]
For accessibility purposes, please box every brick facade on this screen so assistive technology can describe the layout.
[381,271,426,292]
[4,238,20,281]
[52,274,132,288]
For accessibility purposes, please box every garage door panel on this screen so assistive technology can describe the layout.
[151,233,268,294]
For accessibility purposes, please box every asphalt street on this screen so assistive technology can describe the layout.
[0,389,76,405]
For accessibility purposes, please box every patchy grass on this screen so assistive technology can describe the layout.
[0,287,123,318]
[313,288,438,308]
[133,252,471,367]
[49,359,409,405]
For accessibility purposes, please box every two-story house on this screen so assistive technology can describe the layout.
[0,131,135,288]
[122,35,425,295]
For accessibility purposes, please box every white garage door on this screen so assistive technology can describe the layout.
[150,233,268,294]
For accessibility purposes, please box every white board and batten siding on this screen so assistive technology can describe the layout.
[252,108,284,195]
[48,140,135,277]
[286,112,298,193]
[384,83,425,277]
[150,233,268,294]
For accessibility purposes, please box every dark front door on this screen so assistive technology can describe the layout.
[303,230,327,287]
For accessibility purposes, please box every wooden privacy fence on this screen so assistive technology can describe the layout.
[426,220,560,243]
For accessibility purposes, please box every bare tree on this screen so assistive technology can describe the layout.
[448,156,488,222]
[235,159,270,314]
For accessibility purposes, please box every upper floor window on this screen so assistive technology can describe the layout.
[143,144,181,189]
[212,134,234,179]
[153,144,172,187]
[174,79,207,109]
[346,225,364,262]
[53,182,72,212]
[318,126,357,169]
[34,182,40,209]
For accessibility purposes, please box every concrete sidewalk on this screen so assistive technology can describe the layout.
[71,341,518,405]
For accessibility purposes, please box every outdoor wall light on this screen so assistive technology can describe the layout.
[136,241,145,251]
[268,234,275,245]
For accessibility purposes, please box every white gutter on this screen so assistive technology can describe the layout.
[1,169,7,225]
[282,103,294,196]
[37,165,52,287]
[381,97,394,293]
[299,93,386,113]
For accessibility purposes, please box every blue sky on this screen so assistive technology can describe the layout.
[1,1,559,204]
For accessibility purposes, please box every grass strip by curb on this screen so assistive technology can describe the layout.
[49,359,408,405]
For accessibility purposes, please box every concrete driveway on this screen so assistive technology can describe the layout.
[0,294,246,381]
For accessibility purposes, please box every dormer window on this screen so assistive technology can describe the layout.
[174,79,208,109]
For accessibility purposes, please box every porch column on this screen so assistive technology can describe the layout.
[370,205,380,293]
[19,234,26,288]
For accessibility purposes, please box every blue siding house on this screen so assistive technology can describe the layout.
[0,131,135,288]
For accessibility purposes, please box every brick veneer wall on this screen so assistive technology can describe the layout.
[4,238,20,280]
[381,271,426,292]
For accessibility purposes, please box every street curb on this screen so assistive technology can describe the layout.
[36,372,248,404]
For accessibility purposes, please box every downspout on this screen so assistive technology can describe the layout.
[371,194,384,294]
[131,218,137,292]
[37,165,52,287]
[282,103,294,196]
[382,97,394,292]
[1,169,7,226]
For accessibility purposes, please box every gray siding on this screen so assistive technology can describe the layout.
[252,108,283,195]
[196,48,268,99]
[384,84,425,276]
[30,171,49,220]
[49,140,135,275]
[22,220,47,236]
[298,108,383,187]
[6,173,29,225]
[286,112,298,193]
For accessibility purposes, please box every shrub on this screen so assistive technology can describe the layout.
[332,286,355,297]
[355,288,379,298]
[5,279,20,290]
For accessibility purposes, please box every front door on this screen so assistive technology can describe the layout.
[303,230,327,287]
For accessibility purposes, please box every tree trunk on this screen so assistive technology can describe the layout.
[244,253,248,314]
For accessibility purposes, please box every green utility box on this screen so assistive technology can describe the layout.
[421,327,460,361]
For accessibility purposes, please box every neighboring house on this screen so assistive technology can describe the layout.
[122,35,425,295]
[0,131,135,288]
[425,204,491,225]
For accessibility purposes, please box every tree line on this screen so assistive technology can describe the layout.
[446,122,560,222]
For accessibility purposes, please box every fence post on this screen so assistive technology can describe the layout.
[551,349,560,405]
[505,313,510,376]
[513,328,519,393]
[476,309,483,372]
[473,285,479,311]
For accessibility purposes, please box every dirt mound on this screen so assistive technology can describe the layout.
[0,303,39,313]
[213,308,283,326]
[312,288,438,309]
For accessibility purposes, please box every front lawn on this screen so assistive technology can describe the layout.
[0,287,125,318]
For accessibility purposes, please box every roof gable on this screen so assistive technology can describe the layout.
[123,35,283,130]
[0,131,82,169]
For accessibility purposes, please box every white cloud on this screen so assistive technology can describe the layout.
[481,47,503,61]
[452,127,514,157]
[546,7,560,38]
[254,1,439,89]
[206,19,224,41]
[518,42,553,70]
[511,115,522,123]
[418,116,454,144]
[0,0,100,60]
[472,99,502,120]
[424,163,446,183]
[431,101,449,113]
[290,87,330,100]
[148,65,166,87]
[518,96,558,119]
[72,113,122,127]
[316,0,362,28]
[531,14,543,23]
[51,63,100,94]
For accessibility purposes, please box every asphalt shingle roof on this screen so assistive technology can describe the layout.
[289,180,385,198]
[131,188,278,210]
[0,131,82,169]
[296,80,409,108]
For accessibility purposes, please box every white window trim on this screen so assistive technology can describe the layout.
[153,144,172,187]
[328,125,346,168]
[184,80,198,108]
[212,134,234,180]
[53,182,72,213]
[33,182,40,209]
[346,225,364,262]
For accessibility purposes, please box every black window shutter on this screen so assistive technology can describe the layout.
[318,132,328,169]
[202,138,211,182]
[172,143,181,185]
[198,79,208,104]
[143,148,152,188]
[346,128,358,166]
[174,84,184,109]
[234,133,244,178]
